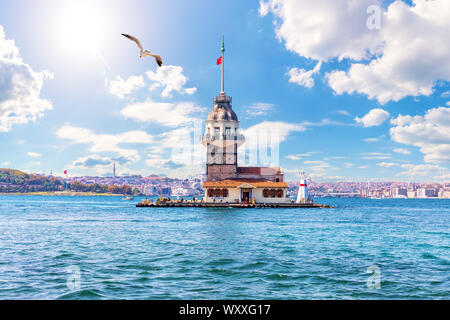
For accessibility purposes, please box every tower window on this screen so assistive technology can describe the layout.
[225,127,231,135]
[214,127,220,135]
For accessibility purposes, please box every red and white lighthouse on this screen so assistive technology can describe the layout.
[296,171,310,203]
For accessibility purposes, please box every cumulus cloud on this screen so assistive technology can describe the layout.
[56,125,153,161]
[262,0,450,104]
[73,155,113,168]
[260,0,380,61]
[390,106,450,163]
[107,75,145,99]
[287,61,321,88]
[259,0,270,16]
[355,108,390,127]
[146,65,196,97]
[326,0,450,104]
[0,25,53,132]
[120,101,204,127]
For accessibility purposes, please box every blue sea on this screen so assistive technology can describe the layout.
[0,195,448,300]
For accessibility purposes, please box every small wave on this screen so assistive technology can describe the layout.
[57,289,104,300]
[206,258,235,266]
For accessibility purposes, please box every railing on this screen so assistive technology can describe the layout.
[213,96,232,103]
[200,133,245,142]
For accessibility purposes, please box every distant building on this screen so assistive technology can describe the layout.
[416,187,436,198]
[392,187,407,198]
[407,189,416,198]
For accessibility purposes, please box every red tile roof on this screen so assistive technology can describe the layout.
[203,179,288,188]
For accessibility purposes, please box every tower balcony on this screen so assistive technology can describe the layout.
[213,95,232,103]
[200,133,245,147]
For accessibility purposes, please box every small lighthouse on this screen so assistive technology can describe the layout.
[296,171,311,203]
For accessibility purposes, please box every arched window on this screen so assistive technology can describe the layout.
[263,189,269,197]
[223,189,229,197]
[270,189,275,197]
[277,189,283,197]
[208,189,213,197]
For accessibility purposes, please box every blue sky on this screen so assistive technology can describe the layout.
[0,0,449,182]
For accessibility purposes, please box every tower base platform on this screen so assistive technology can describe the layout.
[136,201,333,208]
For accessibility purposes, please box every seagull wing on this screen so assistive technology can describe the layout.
[149,53,163,67]
[121,33,143,51]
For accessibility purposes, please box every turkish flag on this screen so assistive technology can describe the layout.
[64,170,67,175]
[217,56,223,66]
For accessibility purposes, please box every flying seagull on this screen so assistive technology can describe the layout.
[121,33,163,67]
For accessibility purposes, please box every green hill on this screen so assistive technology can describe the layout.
[0,168,63,192]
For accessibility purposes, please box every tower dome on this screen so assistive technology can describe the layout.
[207,99,238,121]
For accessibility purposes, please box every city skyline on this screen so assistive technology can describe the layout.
[0,0,449,183]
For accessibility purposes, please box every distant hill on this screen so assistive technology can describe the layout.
[0,168,63,193]
[0,168,138,195]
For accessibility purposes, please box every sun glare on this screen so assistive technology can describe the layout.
[55,1,109,56]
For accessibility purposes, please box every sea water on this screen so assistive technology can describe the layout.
[0,196,448,299]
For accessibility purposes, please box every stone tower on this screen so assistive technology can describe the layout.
[201,36,244,181]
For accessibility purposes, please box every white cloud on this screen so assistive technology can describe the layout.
[326,0,450,104]
[393,148,411,155]
[146,65,196,97]
[344,162,354,168]
[246,102,275,117]
[107,75,145,99]
[446,101,450,107]
[390,106,450,163]
[56,125,153,160]
[377,162,399,168]
[287,61,321,88]
[242,121,306,149]
[364,137,380,143]
[262,0,450,104]
[240,121,305,166]
[27,152,42,158]
[360,152,392,160]
[120,101,204,127]
[336,110,351,117]
[0,25,53,132]
[260,0,380,61]
[285,154,301,161]
[355,108,390,127]
[259,0,270,17]
[398,163,449,182]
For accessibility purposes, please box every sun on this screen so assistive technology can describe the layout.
[55,1,109,56]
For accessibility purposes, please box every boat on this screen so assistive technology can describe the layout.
[122,196,134,201]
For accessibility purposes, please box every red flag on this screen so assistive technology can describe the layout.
[217,56,223,66]
[64,170,67,175]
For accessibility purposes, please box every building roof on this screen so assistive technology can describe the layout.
[207,100,238,121]
[203,179,288,188]
[237,167,282,175]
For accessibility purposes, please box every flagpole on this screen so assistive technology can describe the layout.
[221,34,225,94]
